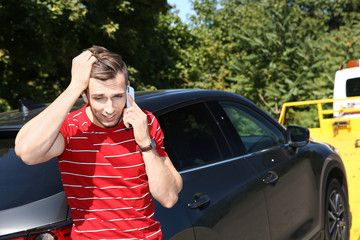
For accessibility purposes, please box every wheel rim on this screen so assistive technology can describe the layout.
[327,189,347,240]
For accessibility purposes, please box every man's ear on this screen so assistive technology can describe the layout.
[82,91,89,103]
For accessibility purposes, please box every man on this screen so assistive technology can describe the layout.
[15,46,183,239]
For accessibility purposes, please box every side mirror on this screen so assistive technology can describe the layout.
[286,125,310,147]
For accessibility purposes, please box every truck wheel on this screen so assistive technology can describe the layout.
[324,178,349,240]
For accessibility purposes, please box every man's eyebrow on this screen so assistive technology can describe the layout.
[91,93,125,97]
[91,93,105,97]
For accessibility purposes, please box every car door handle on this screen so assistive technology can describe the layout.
[262,171,279,184]
[187,193,211,209]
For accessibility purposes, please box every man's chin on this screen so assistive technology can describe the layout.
[101,118,122,128]
[102,122,118,128]
[93,114,122,129]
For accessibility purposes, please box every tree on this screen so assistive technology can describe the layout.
[0,0,180,110]
[227,0,360,117]
[180,0,360,117]
[179,0,242,90]
[2,0,360,117]
[226,0,329,116]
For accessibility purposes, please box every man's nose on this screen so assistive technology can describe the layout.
[104,99,115,115]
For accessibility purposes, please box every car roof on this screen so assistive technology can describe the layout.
[135,89,245,112]
[0,89,248,132]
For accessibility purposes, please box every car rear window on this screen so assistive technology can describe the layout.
[346,77,360,97]
[0,138,63,211]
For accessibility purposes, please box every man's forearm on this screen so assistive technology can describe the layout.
[15,85,82,164]
[142,151,183,208]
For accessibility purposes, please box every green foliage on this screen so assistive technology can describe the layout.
[0,0,182,110]
[153,10,195,89]
[2,0,360,124]
[181,0,242,90]
[282,105,320,129]
[175,0,360,119]
[0,98,11,112]
[225,0,329,116]
[228,0,360,117]
[224,105,266,136]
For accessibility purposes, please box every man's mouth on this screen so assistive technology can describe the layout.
[103,114,116,122]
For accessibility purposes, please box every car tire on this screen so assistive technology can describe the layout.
[324,178,350,240]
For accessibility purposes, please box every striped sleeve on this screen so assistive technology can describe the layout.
[59,116,70,154]
[145,111,168,157]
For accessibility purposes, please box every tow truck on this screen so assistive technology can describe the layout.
[279,59,360,240]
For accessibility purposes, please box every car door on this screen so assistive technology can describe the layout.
[157,101,271,240]
[218,100,319,240]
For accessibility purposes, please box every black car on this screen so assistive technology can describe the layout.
[0,89,350,240]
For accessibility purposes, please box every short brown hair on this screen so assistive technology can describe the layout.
[86,45,128,82]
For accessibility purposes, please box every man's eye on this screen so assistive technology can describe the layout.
[113,95,122,100]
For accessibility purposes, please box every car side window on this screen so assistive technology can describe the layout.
[219,101,286,153]
[157,102,232,171]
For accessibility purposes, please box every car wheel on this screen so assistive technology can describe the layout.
[324,178,349,240]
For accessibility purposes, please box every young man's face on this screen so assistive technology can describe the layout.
[84,72,127,128]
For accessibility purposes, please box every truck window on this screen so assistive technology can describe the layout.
[346,77,360,97]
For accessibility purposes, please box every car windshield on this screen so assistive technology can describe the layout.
[0,138,63,211]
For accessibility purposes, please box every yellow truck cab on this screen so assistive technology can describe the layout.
[279,60,360,240]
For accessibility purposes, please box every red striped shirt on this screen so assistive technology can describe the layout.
[58,105,167,239]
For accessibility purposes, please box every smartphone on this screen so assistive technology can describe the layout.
[126,86,135,107]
